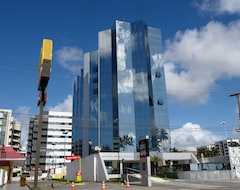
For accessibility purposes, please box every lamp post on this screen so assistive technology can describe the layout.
[88,140,92,155]
[52,143,56,168]
[229,92,240,119]
[229,92,240,132]
[220,121,227,140]
[63,131,68,165]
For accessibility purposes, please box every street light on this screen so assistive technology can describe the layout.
[220,121,227,139]
[52,143,56,168]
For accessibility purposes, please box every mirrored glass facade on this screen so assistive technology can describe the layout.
[73,20,170,157]
[72,71,84,156]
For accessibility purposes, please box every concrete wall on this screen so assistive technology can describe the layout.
[65,153,108,182]
[66,160,80,181]
[177,170,232,180]
[82,154,95,181]
[0,169,8,187]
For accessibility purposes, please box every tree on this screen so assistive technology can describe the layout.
[155,128,169,152]
[229,142,240,147]
[197,147,205,158]
[210,147,218,157]
[119,135,134,151]
[151,155,162,176]
[159,129,169,141]
[170,147,179,152]
[160,166,169,178]
[197,147,218,158]
[151,126,169,152]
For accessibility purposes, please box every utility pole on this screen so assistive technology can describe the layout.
[229,92,240,119]
[33,39,52,189]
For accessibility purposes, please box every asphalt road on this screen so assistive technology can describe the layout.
[4,179,240,190]
[27,179,240,190]
[152,179,240,190]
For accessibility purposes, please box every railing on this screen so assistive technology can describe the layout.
[124,167,140,174]
[124,167,141,182]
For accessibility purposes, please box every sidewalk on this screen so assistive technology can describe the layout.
[1,182,29,190]
[1,177,167,190]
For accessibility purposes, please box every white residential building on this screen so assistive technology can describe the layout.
[26,111,72,171]
[197,139,240,157]
[215,139,240,156]
[0,109,22,152]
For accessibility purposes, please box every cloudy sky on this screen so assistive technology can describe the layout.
[0,0,240,150]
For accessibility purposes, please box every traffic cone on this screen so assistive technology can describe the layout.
[125,179,130,188]
[71,182,75,190]
[101,181,106,190]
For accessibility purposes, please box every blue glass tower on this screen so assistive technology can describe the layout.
[73,20,170,157]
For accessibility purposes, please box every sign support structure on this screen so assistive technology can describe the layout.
[66,155,82,182]
[139,135,152,187]
[33,39,52,190]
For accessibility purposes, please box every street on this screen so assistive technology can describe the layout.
[3,179,240,190]
[25,179,240,190]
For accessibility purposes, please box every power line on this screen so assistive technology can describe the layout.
[1,58,240,93]
[11,111,237,133]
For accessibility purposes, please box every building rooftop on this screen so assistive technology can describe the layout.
[0,145,25,165]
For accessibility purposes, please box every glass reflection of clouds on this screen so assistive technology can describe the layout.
[72,20,171,156]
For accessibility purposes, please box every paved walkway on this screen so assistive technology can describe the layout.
[1,182,29,190]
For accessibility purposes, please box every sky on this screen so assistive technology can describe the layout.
[1,0,240,151]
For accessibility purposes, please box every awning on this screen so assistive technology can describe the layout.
[0,145,26,166]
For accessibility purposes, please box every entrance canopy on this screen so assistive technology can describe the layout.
[0,145,26,166]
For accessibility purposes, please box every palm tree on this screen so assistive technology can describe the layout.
[156,128,169,151]
[119,135,134,151]
[151,127,169,152]
[151,155,162,176]
[159,129,169,141]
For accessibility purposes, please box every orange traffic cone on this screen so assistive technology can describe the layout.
[125,179,130,188]
[71,182,75,190]
[101,181,106,190]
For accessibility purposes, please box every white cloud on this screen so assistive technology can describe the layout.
[171,122,221,151]
[134,72,149,102]
[55,46,83,75]
[118,69,134,93]
[163,20,240,106]
[116,21,134,94]
[15,106,31,149]
[196,0,240,15]
[49,94,72,112]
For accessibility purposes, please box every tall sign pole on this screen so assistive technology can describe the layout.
[139,135,151,187]
[33,39,52,189]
